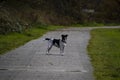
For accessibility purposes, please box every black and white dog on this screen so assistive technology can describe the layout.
[45,34,68,56]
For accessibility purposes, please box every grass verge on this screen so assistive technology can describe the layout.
[71,22,120,27]
[88,28,120,80]
[0,25,64,55]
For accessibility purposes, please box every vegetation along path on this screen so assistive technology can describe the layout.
[0,26,120,80]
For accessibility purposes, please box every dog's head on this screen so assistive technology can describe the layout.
[61,34,68,42]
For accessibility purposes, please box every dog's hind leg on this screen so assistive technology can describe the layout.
[46,45,52,54]
[46,40,53,54]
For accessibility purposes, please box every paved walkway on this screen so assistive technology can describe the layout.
[0,26,120,80]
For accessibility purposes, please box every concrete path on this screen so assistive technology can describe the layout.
[0,26,119,80]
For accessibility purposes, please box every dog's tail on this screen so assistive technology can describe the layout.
[45,38,51,40]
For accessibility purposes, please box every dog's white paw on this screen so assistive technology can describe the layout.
[46,52,49,55]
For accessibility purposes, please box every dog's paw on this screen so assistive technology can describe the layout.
[61,54,64,56]
[60,53,64,56]
[46,52,49,54]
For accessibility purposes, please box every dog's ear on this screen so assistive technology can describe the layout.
[66,34,68,37]
[61,34,64,37]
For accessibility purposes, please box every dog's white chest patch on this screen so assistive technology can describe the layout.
[64,43,67,46]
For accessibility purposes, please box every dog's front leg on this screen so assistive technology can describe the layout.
[60,46,64,56]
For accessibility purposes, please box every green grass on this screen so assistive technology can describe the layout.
[88,28,120,80]
[71,22,120,27]
[0,25,64,55]
[70,22,104,27]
